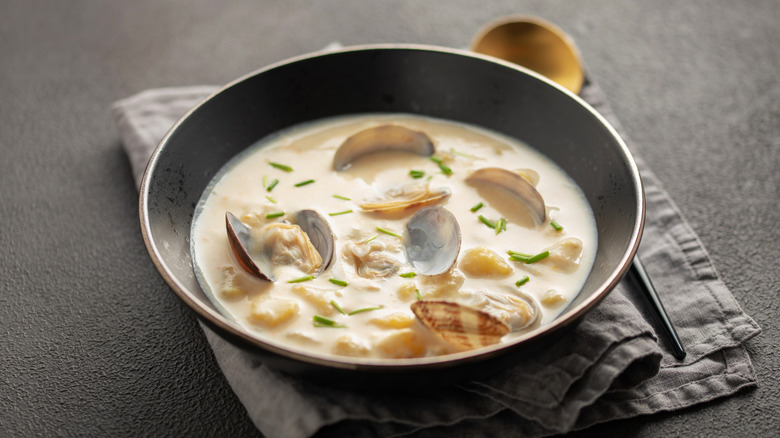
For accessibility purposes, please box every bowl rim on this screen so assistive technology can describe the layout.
[139,43,645,371]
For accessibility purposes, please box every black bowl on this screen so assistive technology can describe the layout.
[140,45,644,386]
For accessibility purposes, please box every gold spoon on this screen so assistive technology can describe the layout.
[472,16,686,359]
[470,15,584,94]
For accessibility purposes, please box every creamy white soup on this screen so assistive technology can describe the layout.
[191,114,596,360]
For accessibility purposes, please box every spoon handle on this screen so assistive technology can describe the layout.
[629,256,687,360]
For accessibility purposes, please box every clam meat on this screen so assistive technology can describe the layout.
[225,210,334,282]
[359,182,451,215]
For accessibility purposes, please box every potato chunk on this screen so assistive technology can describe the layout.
[290,284,335,316]
[397,281,419,301]
[541,238,583,273]
[369,312,415,329]
[332,334,370,357]
[459,246,513,278]
[541,289,567,308]
[419,269,464,299]
[248,297,299,328]
[375,329,426,358]
[218,265,247,300]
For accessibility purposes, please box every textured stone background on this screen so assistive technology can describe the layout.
[1,1,777,436]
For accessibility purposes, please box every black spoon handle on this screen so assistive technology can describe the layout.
[630,256,687,360]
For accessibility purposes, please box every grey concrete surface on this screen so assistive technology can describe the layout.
[1,1,777,436]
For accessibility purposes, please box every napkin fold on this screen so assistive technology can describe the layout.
[113,73,760,437]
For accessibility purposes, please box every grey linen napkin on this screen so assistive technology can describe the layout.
[113,77,760,437]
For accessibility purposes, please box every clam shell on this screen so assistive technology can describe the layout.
[332,124,435,171]
[411,300,510,351]
[466,167,546,225]
[225,211,274,281]
[360,185,451,215]
[294,209,335,273]
[404,205,461,276]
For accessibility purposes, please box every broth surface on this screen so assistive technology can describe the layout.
[191,114,596,360]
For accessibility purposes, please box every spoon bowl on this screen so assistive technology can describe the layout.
[470,15,584,94]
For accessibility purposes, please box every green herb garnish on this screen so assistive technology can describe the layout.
[399,272,417,278]
[266,195,277,204]
[550,220,563,232]
[294,179,315,187]
[330,300,347,315]
[364,234,378,243]
[329,278,348,287]
[515,276,530,287]
[409,169,425,179]
[470,202,484,213]
[333,194,351,201]
[376,226,402,238]
[347,306,383,316]
[430,156,453,175]
[478,215,496,229]
[269,161,293,172]
[287,275,314,283]
[328,210,353,216]
[509,250,550,264]
[262,175,269,188]
[495,217,507,234]
[265,211,285,219]
[266,178,279,192]
[415,289,422,300]
[313,315,346,328]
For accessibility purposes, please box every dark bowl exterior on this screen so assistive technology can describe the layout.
[140,45,644,387]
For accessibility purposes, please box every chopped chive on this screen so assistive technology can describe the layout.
[415,289,422,300]
[266,195,277,204]
[509,251,550,264]
[426,175,433,181]
[294,179,315,187]
[527,251,550,263]
[399,272,417,278]
[478,215,496,229]
[409,169,425,179]
[515,276,530,287]
[550,220,563,231]
[348,306,383,316]
[508,250,533,258]
[449,148,481,160]
[495,218,507,234]
[269,161,293,172]
[364,234,378,243]
[330,300,347,315]
[333,194,351,201]
[328,210,353,216]
[329,278,348,287]
[470,202,484,213]
[313,315,346,328]
[430,156,453,175]
[287,275,314,283]
[376,226,401,238]
[262,175,269,188]
[266,178,279,192]
[265,211,285,219]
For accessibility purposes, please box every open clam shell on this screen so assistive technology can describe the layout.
[404,205,461,276]
[294,209,335,272]
[466,167,546,225]
[225,210,335,282]
[360,183,451,216]
[225,211,275,281]
[411,300,510,351]
[332,124,435,171]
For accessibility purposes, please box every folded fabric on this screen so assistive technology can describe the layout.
[113,74,760,437]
